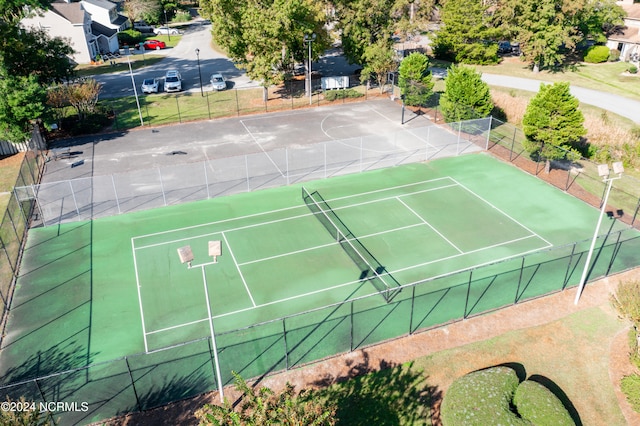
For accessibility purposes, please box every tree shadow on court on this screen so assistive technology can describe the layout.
[312,351,440,425]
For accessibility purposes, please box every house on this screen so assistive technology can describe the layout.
[20,0,128,64]
[607,0,640,62]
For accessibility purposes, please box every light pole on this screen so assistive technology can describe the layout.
[303,33,316,105]
[195,48,204,97]
[164,9,171,42]
[127,54,144,127]
[574,161,624,305]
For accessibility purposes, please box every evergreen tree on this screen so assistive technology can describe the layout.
[522,82,586,171]
[439,65,493,122]
[433,0,500,64]
[398,52,434,106]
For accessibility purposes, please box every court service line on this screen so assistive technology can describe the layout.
[146,273,373,336]
[132,177,453,242]
[221,231,256,307]
[137,184,458,250]
[449,178,553,247]
[131,239,150,352]
[237,221,427,266]
[395,197,464,254]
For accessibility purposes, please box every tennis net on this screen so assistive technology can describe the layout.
[302,187,401,302]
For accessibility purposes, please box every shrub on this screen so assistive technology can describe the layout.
[513,380,574,426]
[621,374,640,412]
[324,89,364,101]
[629,65,638,74]
[609,49,620,62]
[173,10,191,23]
[117,29,143,47]
[583,45,610,63]
[441,366,526,425]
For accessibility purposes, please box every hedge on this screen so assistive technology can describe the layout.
[513,380,574,426]
[584,45,610,63]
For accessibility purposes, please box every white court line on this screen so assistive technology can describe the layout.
[449,178,553,247]
[396,197,464,254]
[146,232,551,336]
[134,181,459,250]
[131,177,453,242]
[238,222,426,266]
[221,231,256,307]
[239,120,285,177]
[131,239,149,352]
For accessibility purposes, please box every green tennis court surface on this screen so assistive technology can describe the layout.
[2,153,640,424]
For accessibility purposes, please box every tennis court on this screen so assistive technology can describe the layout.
[2,153,640,424]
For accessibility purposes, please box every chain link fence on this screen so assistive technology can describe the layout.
[0,149,45,330]
[16,119,490,227]
[1,225,638,425]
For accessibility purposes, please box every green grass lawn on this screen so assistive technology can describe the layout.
[474,60,640,102]
[316,305,628,425]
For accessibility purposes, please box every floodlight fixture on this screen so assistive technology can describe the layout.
[597,164,610,178]
[613,161,624,175]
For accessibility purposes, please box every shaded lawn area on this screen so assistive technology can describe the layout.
[316,306,626,425]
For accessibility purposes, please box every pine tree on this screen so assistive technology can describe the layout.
[398,52,434,106]
[439,65,493,122]
[522,82,586,171]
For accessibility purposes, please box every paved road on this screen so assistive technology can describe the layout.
[480,73,640,124]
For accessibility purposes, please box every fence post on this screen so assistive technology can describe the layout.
[111,175,121,215]
[124,357,142,411]
[606,230,624,276]
[69,180,80,219]
[206,92,211,120]
[631,197,640,227]
[235,89,240,116]
[464,270,472,318]
[285,148,289,185]
[324,142,327,179]
[485,116,492,150]
[245,155,250,192]
[408,286,416,335]
[563,242,578,290]
[457,122,462,155]
[349,300,354,352]
[509,126,517,162]
[34,378,46,404]
[204,162,210,199]
[158,168,167,206]
[515,257,525,303]
[176,96,181,123]
[282,318,289,370]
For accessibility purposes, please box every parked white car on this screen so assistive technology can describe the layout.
[154,27,180,35]
[164,70,182,92]
[141,78,159,93]
[210,73,226,91]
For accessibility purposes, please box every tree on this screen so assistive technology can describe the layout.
[398,52,434,106]
[433,0,500,64]
[195,372,337,425]
[201,0,328,99]
[360,39,397,93]
[0,73,48,143]
[501,0,577,72]
[0,397,55,426]
[439,65,493,122]
[123,0,161,25]
[333,0,395,66]
[611,280,640,358]
[522,82,586,172]
[0,25,75,84]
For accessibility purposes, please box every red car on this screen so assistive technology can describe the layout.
[143,40,166,50]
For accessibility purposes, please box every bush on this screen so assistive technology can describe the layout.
[513,380,574,426]
[621,374,640,412]
[609,49,621,62]
[441,366,525,425]
[173,10,191,23]
[117,29,143,47]
[583,45,610,63]
[629,65,638,74]
[324,89,364,101]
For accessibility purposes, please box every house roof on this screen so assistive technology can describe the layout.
[91,21,117,37]
[609,26,640,44]
[622,4,640,21]
[113,14,127,26]
[83,0,115,11]
[51,2,86,24]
